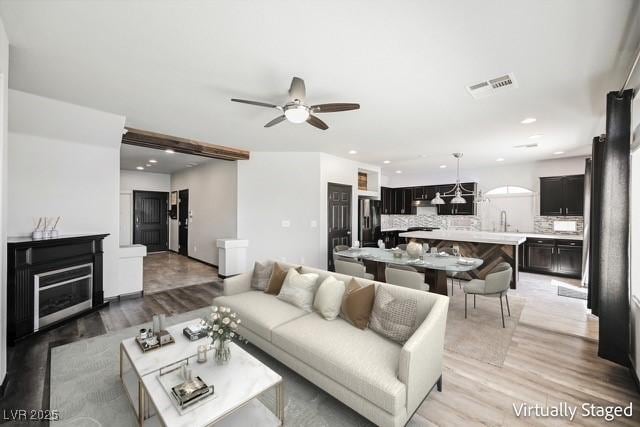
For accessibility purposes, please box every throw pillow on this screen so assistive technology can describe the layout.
[369,287,418,344]
[265,263,301,295]
[313,276,346,320]
[277,268,320,312]
[340,278,375,330]
[250,261,273,291]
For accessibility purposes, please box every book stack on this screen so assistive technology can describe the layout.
[183,323,209,341]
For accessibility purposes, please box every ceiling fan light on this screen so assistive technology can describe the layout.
[284,105,309,123]
[431,192,445,205]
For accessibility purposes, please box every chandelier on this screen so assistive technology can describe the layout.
[431,153,483,205]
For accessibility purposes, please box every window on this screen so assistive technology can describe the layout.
[485,185,533,196]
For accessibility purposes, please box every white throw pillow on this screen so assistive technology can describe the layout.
[313,276,346,320]
[277,268,319,312]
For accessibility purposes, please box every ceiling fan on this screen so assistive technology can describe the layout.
[230,77,360,130]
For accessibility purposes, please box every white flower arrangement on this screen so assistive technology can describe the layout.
[202,304,245,344]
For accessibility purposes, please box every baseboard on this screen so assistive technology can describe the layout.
[630,364,640,393]
[106,291,144,302]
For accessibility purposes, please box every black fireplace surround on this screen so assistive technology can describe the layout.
[7,233,109,344]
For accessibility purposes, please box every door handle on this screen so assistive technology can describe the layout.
[347,231,351,235]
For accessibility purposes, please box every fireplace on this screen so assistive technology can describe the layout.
[34,263,93,330]
[7,233,108,343]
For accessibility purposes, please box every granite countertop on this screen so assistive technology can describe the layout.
[398,230,584,245]
[381,227,408,232]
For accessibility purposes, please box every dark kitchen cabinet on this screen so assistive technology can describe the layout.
[556,240,583,276]
[392,188,413,214]
[522,238,582,278]
[381,187,393,214]
[540,175,584,216]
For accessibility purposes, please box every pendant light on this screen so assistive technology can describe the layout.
[430,153,475,205]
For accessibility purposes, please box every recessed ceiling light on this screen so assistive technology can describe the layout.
[186,164,193,168]
[348,150,357,155]
[496,158,505,162]
[439,165,447,168]
[149,159,157,163]
[146,164,152,167]
[520,117,537,124]
[395,170,403,174]
[165,149,175,154]
[136,166,144,170]
[553,151,564,155]
[529,134,543,139]
[383,160,391,164]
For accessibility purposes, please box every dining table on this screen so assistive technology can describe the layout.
[335,247,484,296]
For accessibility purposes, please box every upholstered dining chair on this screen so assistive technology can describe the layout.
[385,265,429,291]
[334,259,375,280]
[441,247,463,295]
[397,243,408,251]
[333,244,351,262]
[462,262,512,328]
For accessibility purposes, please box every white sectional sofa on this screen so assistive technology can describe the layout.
[214,261,449,427]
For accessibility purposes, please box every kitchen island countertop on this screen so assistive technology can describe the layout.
[398,230,582,245]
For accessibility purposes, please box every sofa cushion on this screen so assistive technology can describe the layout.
[313,276,346,320]
[265,263,301,295]
[272,312,406,414]
[277,268,319,312]
[369,286,418,344]
[250,261,273,291]
[213,291,307,341]
[340,278,375,329]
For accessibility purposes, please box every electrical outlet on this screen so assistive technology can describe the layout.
[193,246,197,253]
[310,220,317,228]
[281,220,290,228]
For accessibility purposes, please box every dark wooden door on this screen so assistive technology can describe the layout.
[563,175,584,216]
[178,189,189,256]
[540,176,565,216]
[328,183,352,271]
[133,191,168,252]
[527,242,555,273]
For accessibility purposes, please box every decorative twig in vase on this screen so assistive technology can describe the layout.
[202,304,245,364]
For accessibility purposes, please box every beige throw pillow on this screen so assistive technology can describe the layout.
[265,263,301,295]
[369,287,418,344]
[340,278,375,330]
[277,268,320,312]
[313,276,346,320]
[250,261,273,291]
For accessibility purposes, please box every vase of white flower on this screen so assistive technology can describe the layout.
[204,305,242,364]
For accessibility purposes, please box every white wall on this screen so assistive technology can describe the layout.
[630,92,640,381]
[237,152,322,268]
[119,170,170,246]
[170,159,237,265]
[0,16,9,386]
[7,90,125,298]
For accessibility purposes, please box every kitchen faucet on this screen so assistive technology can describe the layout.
[500,210,508,232]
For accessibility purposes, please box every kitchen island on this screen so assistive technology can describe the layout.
[399,230,527,288]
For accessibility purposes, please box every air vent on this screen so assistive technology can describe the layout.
[513,143,538,148]
[466,73,518,99]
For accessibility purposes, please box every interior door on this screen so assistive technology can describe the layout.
[178,189,189,256]
[328,183,352,271]
[133,191,168,252]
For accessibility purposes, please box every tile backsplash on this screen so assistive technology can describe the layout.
[382,214,481,231]
[533,216,583,235]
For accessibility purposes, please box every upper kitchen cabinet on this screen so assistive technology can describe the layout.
[393,187,413,214]
[539,175,584,216]
[381,186,393,214]
[436,182,477,215]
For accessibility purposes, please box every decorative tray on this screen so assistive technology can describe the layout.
[158,364,216,414]
[135,332,175,352]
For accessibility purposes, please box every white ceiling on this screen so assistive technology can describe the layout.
[120,144,213,174]
[1,0,639,174]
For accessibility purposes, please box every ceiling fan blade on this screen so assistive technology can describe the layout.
[306,114,329,130]
[231,98,279,109]
[264,115,287,128]
[288,77,306,101]
[311,103,360,113]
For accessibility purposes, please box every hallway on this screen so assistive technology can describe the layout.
[143,252,220,294]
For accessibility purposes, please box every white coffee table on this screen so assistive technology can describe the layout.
[120,319,284,426]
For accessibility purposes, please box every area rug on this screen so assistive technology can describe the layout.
[557,284,587,300]
[444,287,526,367]
[50,308,426,426]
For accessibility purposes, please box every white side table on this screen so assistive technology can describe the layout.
[216,239,249,278]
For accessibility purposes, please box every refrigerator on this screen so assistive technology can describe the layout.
[358,198,382,247]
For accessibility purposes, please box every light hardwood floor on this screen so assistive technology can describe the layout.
[1,272,637,426]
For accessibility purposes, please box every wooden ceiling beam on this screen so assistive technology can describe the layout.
[122,127,250,161]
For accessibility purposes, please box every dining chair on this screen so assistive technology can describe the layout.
[397,243,408,251]
[385,265,429,291]
[334,259,375,280]
[462,262,512,328]
[441,247,463,294]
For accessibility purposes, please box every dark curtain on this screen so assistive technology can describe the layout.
[593,89,632,367]
[588,140,603,315]
[581,158,591,288]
